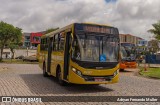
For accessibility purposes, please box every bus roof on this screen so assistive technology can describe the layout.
[41,23,114,39]
[41,23,73,39]
[82,22,111,27]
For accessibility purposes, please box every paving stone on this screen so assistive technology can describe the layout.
[0,63,159,105]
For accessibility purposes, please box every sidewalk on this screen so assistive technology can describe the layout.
[0,66,8,71]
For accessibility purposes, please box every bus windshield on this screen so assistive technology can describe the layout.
[120,46,128,58]
[120,43,136,60]
[72,33,119,62]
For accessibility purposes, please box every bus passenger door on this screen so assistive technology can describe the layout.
[63,32,71,80]
[47,38,53,73]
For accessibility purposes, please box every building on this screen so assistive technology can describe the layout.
[119,34,142,45]
[30,32,43,47]
[119,34,148,46]
[119,34,149,54]
[137,39,148,53]
[22,32,44,48]
[137,39,148,47]
[23,33,31,47]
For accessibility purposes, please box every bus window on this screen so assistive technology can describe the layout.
[103,37,119,62]
[53,34,59,51]
[40,39,43,51]
[59,32,65,51]
[72,35,81,60]
[53,36,55,51]
[45,38,48,51]
[72,34,119,62]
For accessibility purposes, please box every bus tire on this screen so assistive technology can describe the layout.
[56,68,66,86]
[43,63,48,77]
[120,69,124,71]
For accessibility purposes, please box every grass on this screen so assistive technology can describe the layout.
[0,59,38,64]
[139,67,160,79]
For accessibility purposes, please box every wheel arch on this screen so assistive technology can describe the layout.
[56,64,61,77]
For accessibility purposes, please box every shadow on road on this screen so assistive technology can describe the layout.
[20,74,114,95]
[120,69,134,73]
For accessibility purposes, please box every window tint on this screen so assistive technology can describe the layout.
[45,38,48,51]
[59,32,65,50]
[52,32,66,51]
[40,38,48,51]
[53,34,58,51]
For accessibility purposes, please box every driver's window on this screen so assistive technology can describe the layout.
[59,32,65,51]
[72,36,81,60]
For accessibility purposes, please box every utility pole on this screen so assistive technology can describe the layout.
[27,47,28,56]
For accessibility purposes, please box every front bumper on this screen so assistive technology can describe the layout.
[125,62,137,68]
[120,63,126,69]
[68,69,119,84]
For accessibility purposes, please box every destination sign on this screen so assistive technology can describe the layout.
[75,23,112,34]
[84,26,111,33]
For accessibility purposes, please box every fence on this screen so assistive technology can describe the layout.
[145,54,160,64]
[1,49,37,59]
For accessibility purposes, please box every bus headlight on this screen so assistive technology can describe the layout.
[72,67,82,77]
[113,69,119,77]
[72,68,76,72]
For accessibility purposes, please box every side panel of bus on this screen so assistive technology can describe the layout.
[47,38,52,73]
[36,44,40,61]
[50,29,72,80]
[38,38,48,71]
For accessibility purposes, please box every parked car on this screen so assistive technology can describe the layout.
[23,56,38,62]
[15,55,24,59]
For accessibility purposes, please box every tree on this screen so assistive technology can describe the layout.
[0,21,22,60]
[0,21,14,60]
[8,43,19,59]
[8,27,22,59]
[45,27,59,34]
[148,20,160,40]
[148,40,160,53]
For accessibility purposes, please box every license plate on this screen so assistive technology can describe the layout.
[95,78,105,82]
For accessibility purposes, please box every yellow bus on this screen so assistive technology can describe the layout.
[38,23,120,85]
[36,44,40,61]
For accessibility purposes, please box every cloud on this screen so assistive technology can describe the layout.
[111,0,160,39]
[0,0,160,40]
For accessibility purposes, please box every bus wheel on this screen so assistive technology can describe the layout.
[43,64,48,77]
[57,68,66,86]
[120,69,124,71]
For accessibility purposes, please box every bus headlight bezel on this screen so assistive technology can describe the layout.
[113,69,119,77]
[72,67,83,77]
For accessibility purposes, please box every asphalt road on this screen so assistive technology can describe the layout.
[0,63,159,105]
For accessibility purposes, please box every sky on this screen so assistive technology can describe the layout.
[0,0,160,40]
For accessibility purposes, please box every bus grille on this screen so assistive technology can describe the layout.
[83,75,113,81]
